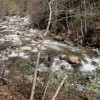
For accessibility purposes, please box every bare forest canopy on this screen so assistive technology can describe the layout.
[0,0,100,47]
[0,1,100,100]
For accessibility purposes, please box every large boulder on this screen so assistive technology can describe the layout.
[66,55,80,64]
[59,54,81,64]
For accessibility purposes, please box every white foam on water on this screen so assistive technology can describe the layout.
[9,51,29,59]
[44,40,67,47]
[21,46,32,51]
[44,39,80,52]
[44,40,66,51]
[5,34,22,46]
[32,47,38,52]
[80,55,100,72]
[51,57,72,71]
[22,16,30,24]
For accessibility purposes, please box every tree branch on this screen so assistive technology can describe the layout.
[52,74,68,100]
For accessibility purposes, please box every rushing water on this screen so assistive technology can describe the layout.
[0,16,100,73]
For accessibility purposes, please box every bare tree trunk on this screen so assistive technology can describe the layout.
[30,0,55,100]
[66,10,71,35]
[30,51,41,100]
[44,0,55,37]
[0,61,7,78]
[83,0,87,33]
[52,74,68,100]
[1,66,6,78]
[80,0,83,36]
[30,1,55,100]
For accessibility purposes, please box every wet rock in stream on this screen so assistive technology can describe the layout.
[59,54,81,64]
[66,55,81,64]
[0,40,11,51]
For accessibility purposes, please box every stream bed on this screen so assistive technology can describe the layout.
[0,16,100,94]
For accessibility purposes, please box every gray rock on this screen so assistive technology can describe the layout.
[91,61,98,66]
[59,54,67,60]
[66,55,81,64]
[0,40,11,50]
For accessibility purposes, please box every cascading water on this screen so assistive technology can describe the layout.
[0,16,100,73]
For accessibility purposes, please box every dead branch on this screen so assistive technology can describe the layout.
[52,74,68,100]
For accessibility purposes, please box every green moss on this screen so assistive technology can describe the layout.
[94,1,100,8]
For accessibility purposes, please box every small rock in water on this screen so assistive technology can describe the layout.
[66,55,80,64]
[72,63,82,68]
[15,31,24,35]
[92,48,100,54]
[59,54,67,60]
[53,36,64,41]
[56,60,62,65]
[60,65,66,69]
[91,61,98,66]
[37,44,47,51]
[31,40,38,44]
[46,54,54,63]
